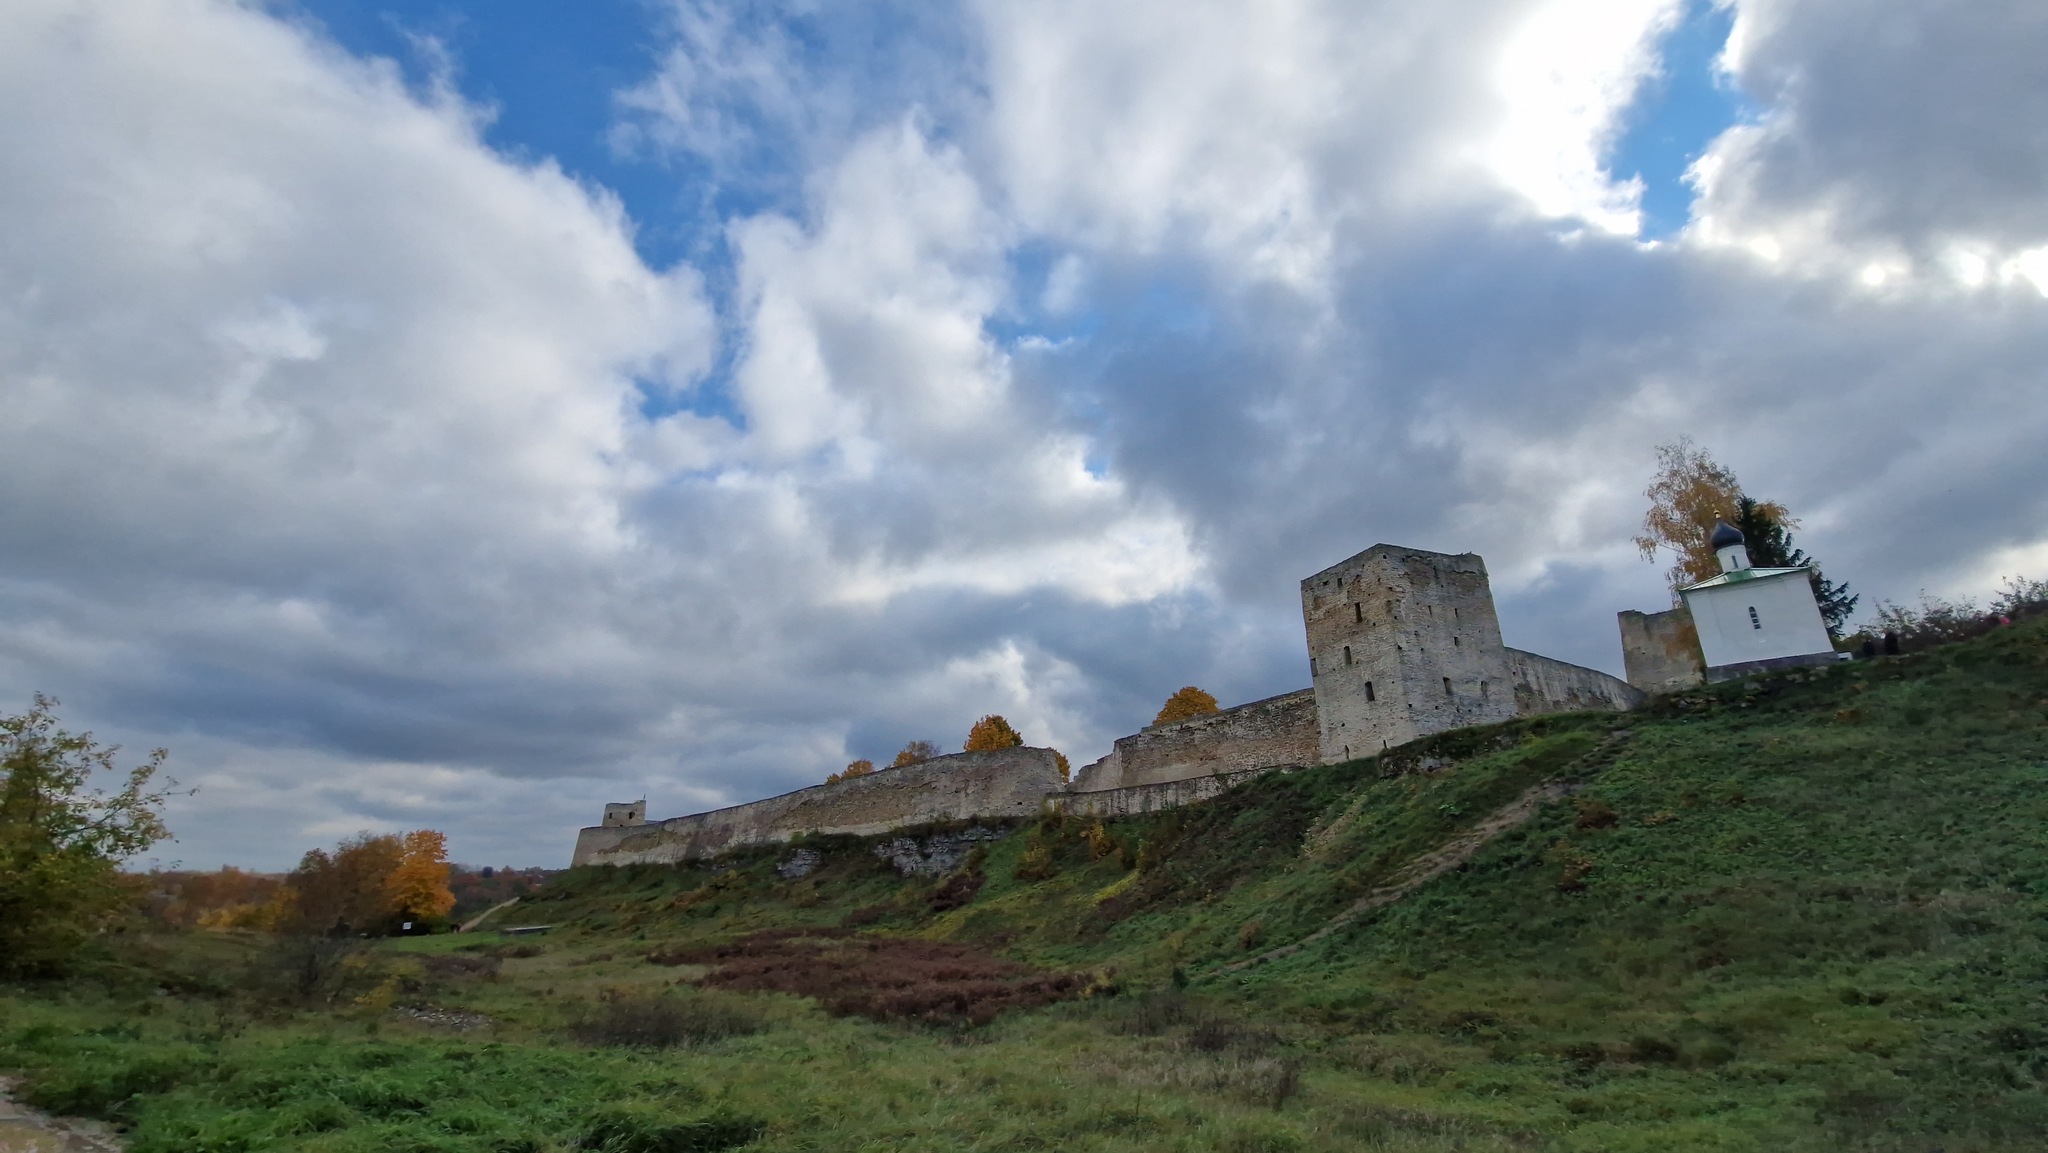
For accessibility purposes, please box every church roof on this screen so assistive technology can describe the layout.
[1709,520,1745,549]
[1681,566,1809,592]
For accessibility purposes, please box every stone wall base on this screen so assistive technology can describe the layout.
[1703,650,1842,683]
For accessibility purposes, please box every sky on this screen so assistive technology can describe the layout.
[3,0,2045,871]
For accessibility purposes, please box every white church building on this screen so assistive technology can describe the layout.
[1679,520,1838,682]
[1618,519,1842,692]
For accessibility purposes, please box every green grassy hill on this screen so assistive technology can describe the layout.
[5,618,2046,1151]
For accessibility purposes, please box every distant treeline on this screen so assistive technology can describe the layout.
[143,845,558,935]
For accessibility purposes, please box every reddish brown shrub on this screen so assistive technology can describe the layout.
[650,931,1085,1026]
[1573,798,1619,830]
[840,904,889,927]
[928,869,984,913]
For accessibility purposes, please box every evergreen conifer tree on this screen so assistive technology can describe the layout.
[1734,496,1859,639]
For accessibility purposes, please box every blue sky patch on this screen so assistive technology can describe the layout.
[1607,0,1750,239]
[284,0,714,268]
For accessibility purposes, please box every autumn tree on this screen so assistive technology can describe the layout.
[1634,439,1785,591]
[148,867,284,929]
[385,829,456,923]
[825,759,876,785]
[963,715,1024,752]
[0,695,177,976]
[1734,496,1860,638]
[1052,749,1071,784]
[1152,686,1220,727]
[890,740,940,768]
[276,829,452,935]
[281,833,403,935]
[1633,441,1861,635]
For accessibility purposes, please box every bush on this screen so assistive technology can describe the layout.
[254,935,376,1004]
[1153,687,1221,727]
[578,1108,765,1153]
[963,715,1023,752]
[928,867,984,913]
[1572,798,1618,830]
[1012,839,1057,882]
[652,930,1086,1026]
[567,993,762,1049]
[1848,576,2048,655]
[18,1049,195,1119]
[1,696,176,977]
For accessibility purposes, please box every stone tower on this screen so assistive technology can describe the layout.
[1301,545,1520,761]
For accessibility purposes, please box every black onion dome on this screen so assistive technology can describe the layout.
[1710,520,1745,549]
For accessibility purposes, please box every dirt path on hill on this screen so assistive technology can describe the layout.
[0,1078,123,1152]
[1223,778,1578,972]
[457,896,520,933]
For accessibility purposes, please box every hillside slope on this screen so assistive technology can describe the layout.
[525,616,2048,1148]
[4,620,2042,1153]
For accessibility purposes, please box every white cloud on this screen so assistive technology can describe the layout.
[1479,0,1677,232]
[1691,0,2048,278]
[5,0,2048,871]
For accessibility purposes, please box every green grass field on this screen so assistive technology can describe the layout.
[5,618,2046,1151]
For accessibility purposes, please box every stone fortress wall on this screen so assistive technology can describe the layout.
[573,747,1064,867]
[1505,648,1646,716]
[1072,689,1318,793]
[574,542,1656,868]
[1617,606,1704,693]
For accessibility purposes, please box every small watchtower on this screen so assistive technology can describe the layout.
[601,800,647,828]
[1302,545,1519,762]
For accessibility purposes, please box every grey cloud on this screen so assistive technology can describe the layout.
[1714,0,2048,253]
[4,0,2045,873]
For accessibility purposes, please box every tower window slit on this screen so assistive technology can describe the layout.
[1354,602,1363,623]
[1343,645,1353,666]
[1365,681,1375,702]
[1443,676,1452,695]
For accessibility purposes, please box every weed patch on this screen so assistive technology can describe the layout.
[650,930,1086,1026]
[567,992,763,1049]
[577,1107,764,1153]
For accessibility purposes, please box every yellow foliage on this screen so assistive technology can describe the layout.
[1052,749,1071,783]
[890,740,940,767]
[963,715,1023,752]
[825,758,875,785]
[196,901,281,931]
[384,829,455,921]
[1633,438,1791,593]
[1084,820,1117,860]
[1153,686,1220,727]
[353,972,402,1012]
[1013,839,1056,881]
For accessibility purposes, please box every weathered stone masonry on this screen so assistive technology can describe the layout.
[1617,606,1703,693]
[573,747,1064,867]
[574,541,1648,867]
[1073,689,1318,793]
